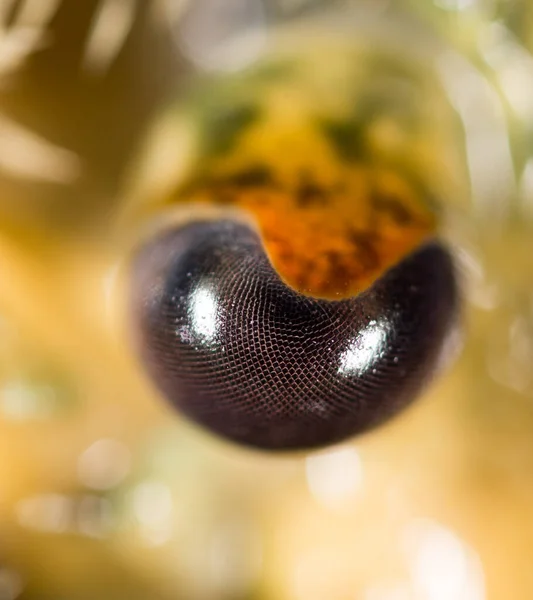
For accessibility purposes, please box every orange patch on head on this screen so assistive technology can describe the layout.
[176,162,435,300]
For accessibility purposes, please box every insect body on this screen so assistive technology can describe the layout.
[129,33,462,450]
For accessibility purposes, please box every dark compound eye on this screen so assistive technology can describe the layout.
[130,219,459,451]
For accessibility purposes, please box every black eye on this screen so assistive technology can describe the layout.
[130,218,458,451]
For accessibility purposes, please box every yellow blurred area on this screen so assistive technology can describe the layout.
[0,2,532,600]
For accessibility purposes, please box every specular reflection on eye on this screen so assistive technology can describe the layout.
[338,318,391,378]
[187,283,220,345]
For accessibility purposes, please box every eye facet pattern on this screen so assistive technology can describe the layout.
[131,219,458,451]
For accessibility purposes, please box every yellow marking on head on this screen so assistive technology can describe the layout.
[127,33,465,299]
[175,117,435,299]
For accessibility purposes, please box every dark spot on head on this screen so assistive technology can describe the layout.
[319,118,366,162]
[224,164,276,189]
[176,164,276,205]
[202,103,262,157]
[324,251,353,289]
[371,191,414,226]
[348,230,380,272]
[216,191,236,205]
[295,170,329,207]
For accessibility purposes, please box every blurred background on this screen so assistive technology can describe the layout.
[0,1,532,599]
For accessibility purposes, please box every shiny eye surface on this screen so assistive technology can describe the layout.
[131,218,458,451]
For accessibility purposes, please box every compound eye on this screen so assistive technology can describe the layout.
[130,218,458,451]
